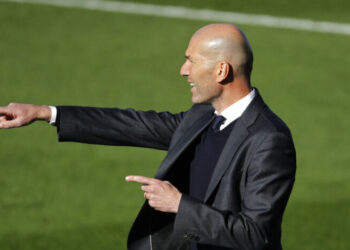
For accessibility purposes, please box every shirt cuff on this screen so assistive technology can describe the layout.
[48,106,57,125]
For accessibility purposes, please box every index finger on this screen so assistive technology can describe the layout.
[125,175,160,185]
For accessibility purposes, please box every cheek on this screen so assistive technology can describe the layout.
[201,68,216,85]
[193,65,212,80]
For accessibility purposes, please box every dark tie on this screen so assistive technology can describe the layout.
[212,115,226,132]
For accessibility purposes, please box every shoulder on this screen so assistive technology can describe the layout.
[257,105,292,136]
[238,92,295,156]
[241,90,292,137]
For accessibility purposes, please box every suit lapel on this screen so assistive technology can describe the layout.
[204,91,265,202]
[155,110,214,179]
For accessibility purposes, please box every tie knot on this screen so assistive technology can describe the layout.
[212,115,226,132]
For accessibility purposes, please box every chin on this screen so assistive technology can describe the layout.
[191,96,201,104]
[192,97,210,105]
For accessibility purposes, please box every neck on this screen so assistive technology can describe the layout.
[212,80,252,114]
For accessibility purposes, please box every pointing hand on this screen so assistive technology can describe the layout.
[126,175,182,213]
[0,103,51,129]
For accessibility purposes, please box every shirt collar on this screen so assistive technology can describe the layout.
[214,88,256,130]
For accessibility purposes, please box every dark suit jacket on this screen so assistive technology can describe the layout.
[56,91,296,250]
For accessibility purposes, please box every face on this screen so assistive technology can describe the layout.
[180,37,222,104]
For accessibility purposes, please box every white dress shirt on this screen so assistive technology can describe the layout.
[214,88,256,131]
[48,106,57,125]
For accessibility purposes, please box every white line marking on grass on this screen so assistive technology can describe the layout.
[2,0,350,36]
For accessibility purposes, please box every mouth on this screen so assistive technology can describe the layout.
[189,83,195,88]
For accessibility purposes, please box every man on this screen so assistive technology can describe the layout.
[0,24,296,250]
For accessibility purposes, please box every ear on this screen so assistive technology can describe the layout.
[216,61,232,84]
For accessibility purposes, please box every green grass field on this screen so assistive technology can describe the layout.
[0,1,349,249]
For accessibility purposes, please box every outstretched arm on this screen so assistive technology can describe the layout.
[57,106,185,150]
[0,103,52,129]
[0,103,186,150]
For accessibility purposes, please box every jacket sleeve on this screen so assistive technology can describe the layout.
[173,132,296,249]
[56,106,185,150]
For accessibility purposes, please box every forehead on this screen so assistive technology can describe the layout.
[185,36,203,57]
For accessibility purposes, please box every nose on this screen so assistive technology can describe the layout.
[180,61,189,77]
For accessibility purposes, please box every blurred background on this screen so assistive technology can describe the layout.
[0,0,349,249]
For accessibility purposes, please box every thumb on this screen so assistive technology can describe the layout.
[0,119,22,129]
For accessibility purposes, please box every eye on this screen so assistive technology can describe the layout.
[184,56,193,63]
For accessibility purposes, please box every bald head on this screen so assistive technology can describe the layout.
[190,24,253,82]
[180,24,254,111]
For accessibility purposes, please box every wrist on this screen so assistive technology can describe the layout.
[36,105,52,122]
[174,193,182,213]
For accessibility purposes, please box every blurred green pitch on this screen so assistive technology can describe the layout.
[0,1,349,250]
